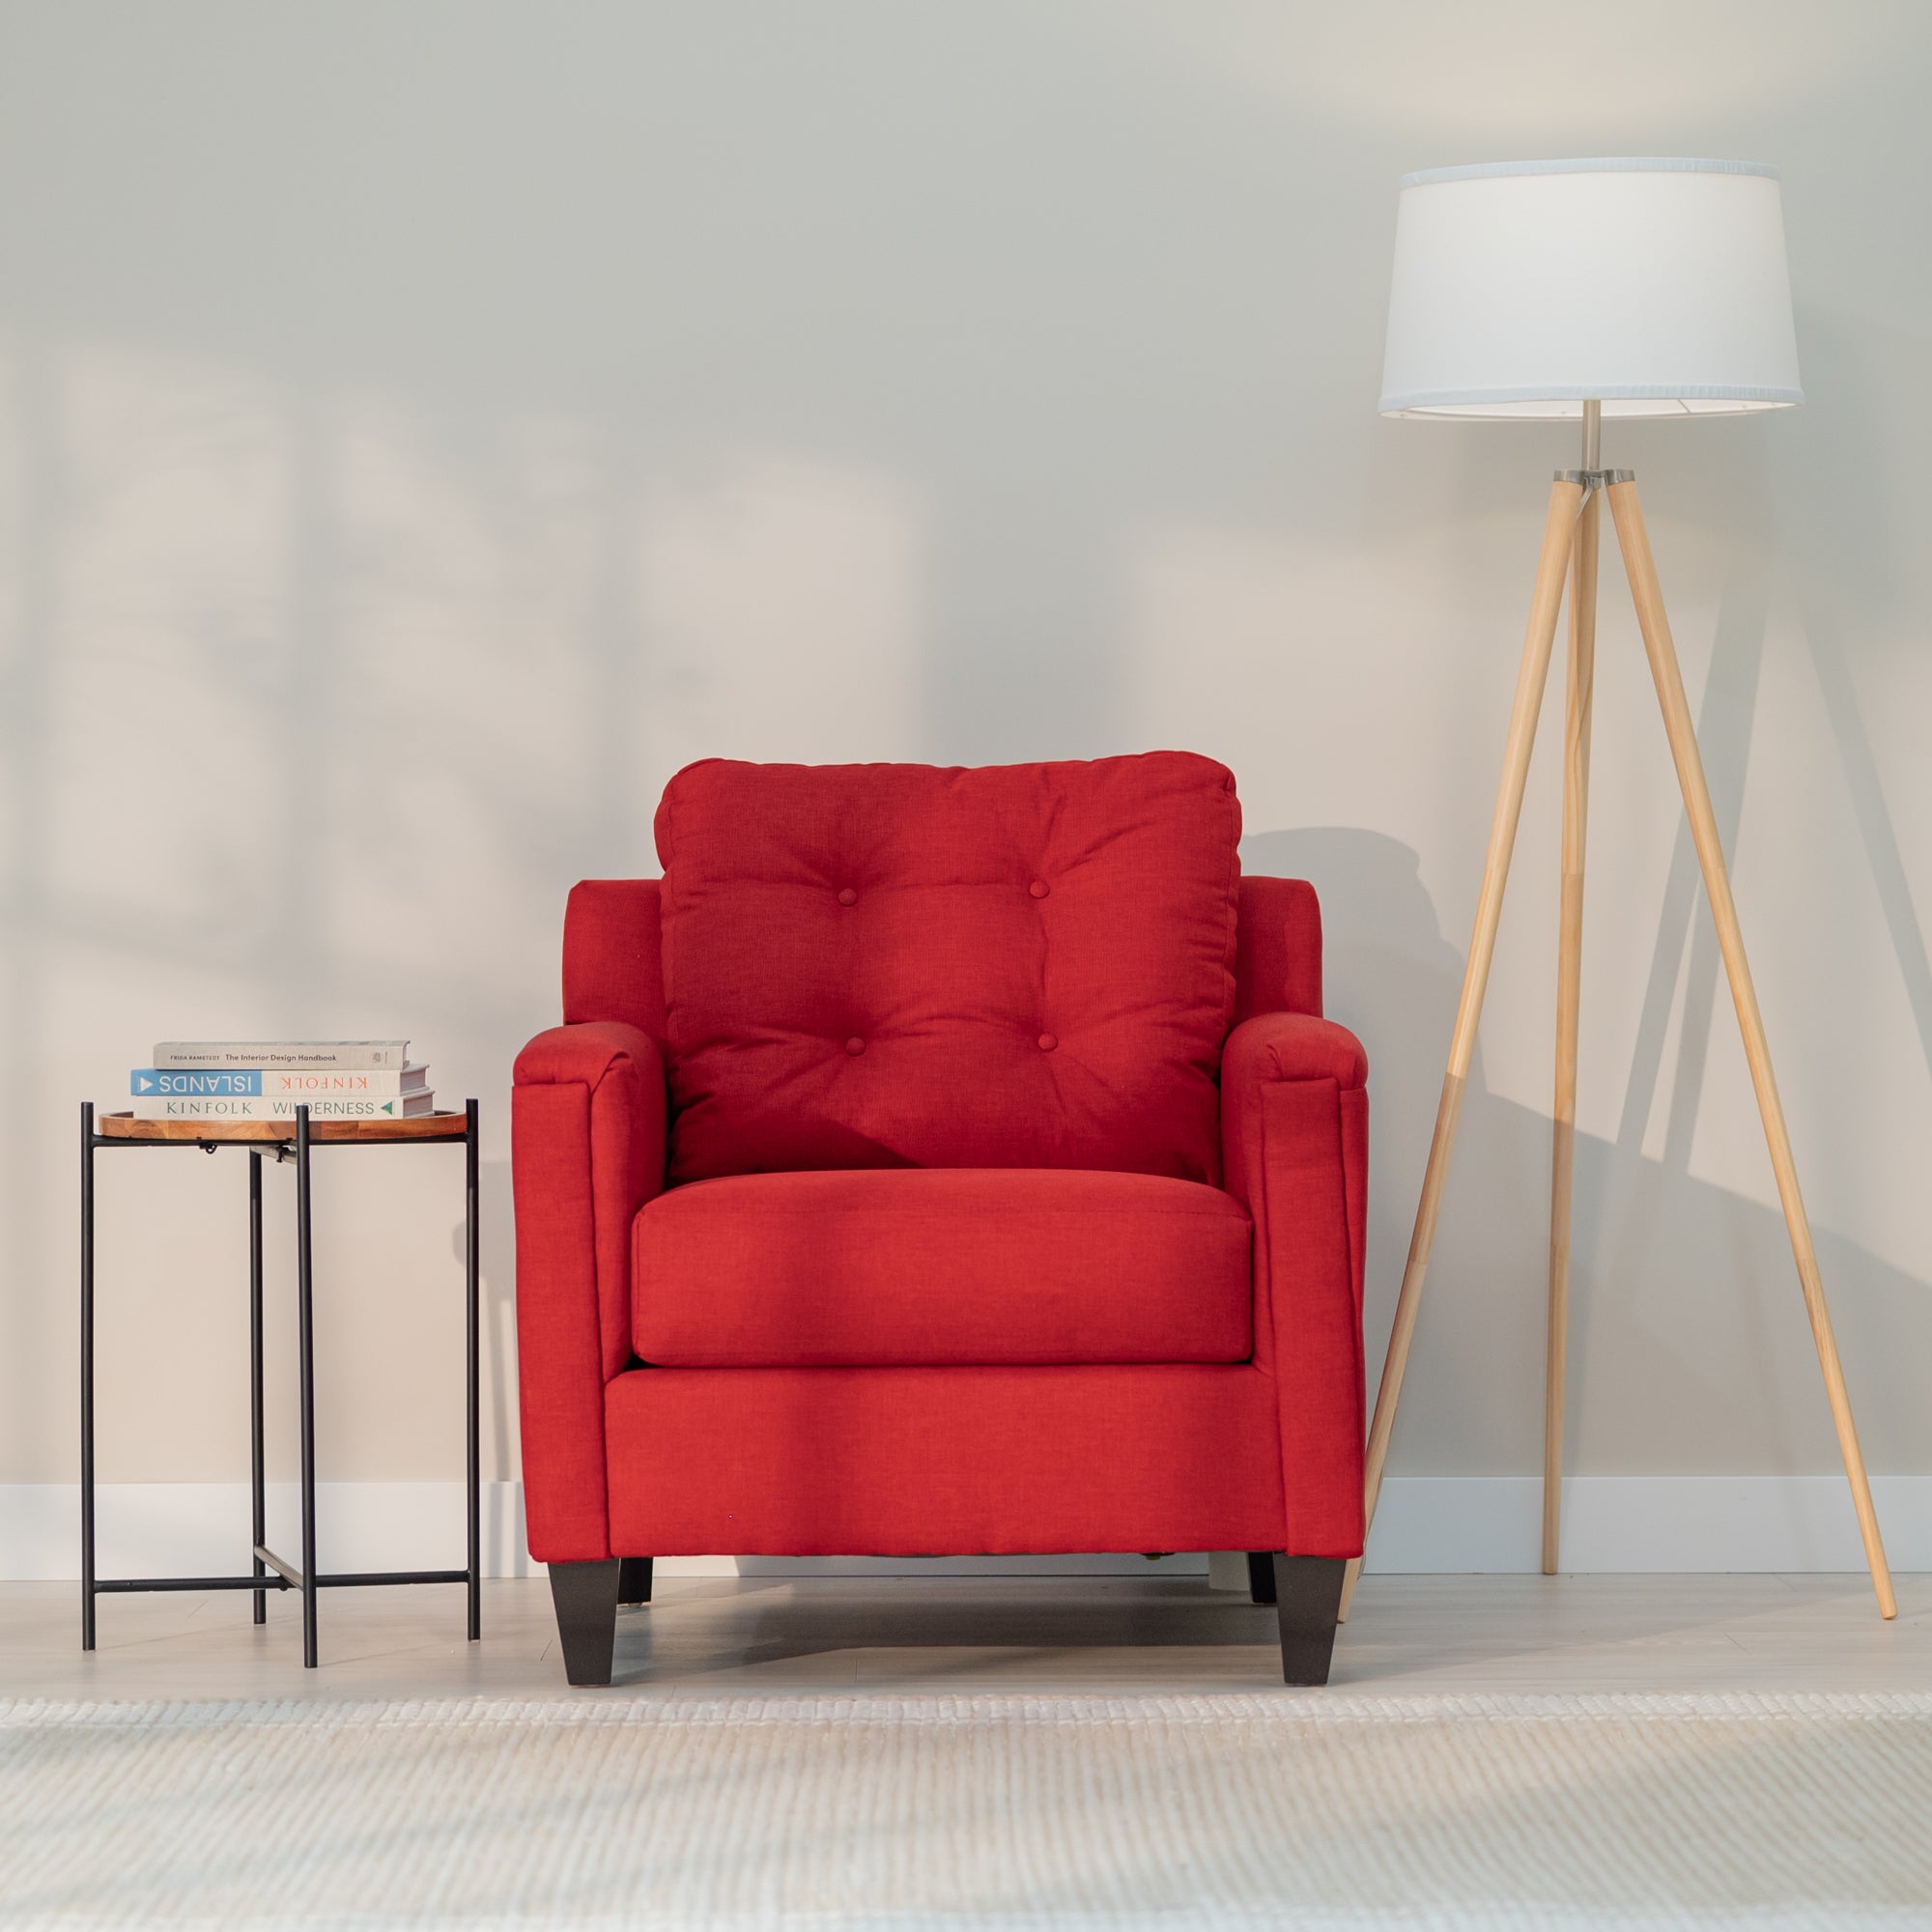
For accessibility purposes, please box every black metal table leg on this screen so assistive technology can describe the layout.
[295,1106,318,1667]
[80,1103,96,1652]
[249,1151,267,1625]
[465,1098,481,1641]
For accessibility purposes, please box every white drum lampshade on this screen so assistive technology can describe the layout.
[1378,158,1802,420]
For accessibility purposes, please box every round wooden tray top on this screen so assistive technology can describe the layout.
[97,1109,468,1143]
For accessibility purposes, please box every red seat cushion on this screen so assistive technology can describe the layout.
[653,753,1241,1185]
[633,1168,1254,1367]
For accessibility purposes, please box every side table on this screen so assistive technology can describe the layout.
[81,1099,482,1667]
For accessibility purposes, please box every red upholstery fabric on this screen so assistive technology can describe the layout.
[511,1022,668,1562]
[562,880,666,1044]
[605,1365,1287,1555]
[1221,1010,1370,1558]
[513,751,1369,1574]
[556,874,1320,1057]
[1233,876,1323,1024]
[633,1168,1253,1368]
[653,753,1240,1186]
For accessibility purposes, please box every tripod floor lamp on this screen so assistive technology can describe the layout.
[1344,157,1894,1621]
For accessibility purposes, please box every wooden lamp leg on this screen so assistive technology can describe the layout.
[1544,487,1599,1574]
[1605,478,1896,1621]
[1339,478,1583,1621]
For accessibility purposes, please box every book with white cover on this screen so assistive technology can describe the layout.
[152,1039,410,1069]
[131,1093,439,1121]
[130,1065,429,1097]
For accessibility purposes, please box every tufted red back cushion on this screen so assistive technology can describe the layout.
[654,753,1241,1185]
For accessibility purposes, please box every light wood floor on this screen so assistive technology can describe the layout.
[6,1573,1930,1700]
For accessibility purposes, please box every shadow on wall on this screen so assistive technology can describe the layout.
[1243,826,1930,1479]
[1244,397,1932,1482]
[1785,310,1932,1088]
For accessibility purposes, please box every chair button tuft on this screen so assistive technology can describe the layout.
[1037,1033,1058,1052]
[1029,878,1049,898]
[844,1037,866,1056]
[838,887,858,906]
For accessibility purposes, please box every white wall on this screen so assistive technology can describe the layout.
[2,3,1929,1566]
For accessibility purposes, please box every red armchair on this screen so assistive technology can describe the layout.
[513,753,1368,1685]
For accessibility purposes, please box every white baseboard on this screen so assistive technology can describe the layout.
[2,1477,1925,1582]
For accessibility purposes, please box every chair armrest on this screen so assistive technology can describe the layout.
[512,1021,667,1562]
[1221,1011,1368,1559]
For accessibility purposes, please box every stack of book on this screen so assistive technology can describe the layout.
[129,1040,437,1122]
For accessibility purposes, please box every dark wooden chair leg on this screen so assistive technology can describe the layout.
[1271,1554,1345,1686]
[1245,1552,1278,1605]
[617,1556,654,1606]
[549,1558,621,1686]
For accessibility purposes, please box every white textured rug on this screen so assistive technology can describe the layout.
[3,1694,1930,1929]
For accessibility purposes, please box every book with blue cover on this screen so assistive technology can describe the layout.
[131,1065,428,1097]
